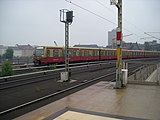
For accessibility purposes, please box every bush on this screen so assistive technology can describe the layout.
[1,60,13,76]
[49,64,57,70]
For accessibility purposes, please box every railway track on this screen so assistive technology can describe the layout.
[0,62,147,119]
[2,61,113,76]
[4,57,159,76]
[0,62,115,89]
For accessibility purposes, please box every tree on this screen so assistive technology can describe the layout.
[3,48,14,60]
[1,60,13,76]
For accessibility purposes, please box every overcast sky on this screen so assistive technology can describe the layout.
[0,0,160,47]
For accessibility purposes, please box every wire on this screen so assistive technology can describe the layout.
[96,0,143,37]
[144,32,160,41]
[65,0,142,38]
[65,0,117,25]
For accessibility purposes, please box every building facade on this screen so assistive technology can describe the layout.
[108,28,116,46]
[0,44,34,57]
[0,45,7,56]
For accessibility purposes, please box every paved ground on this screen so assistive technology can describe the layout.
[15,81,160,120]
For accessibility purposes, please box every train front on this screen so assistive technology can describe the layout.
[33,46,45,65]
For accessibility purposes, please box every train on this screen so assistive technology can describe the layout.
[32,46,160,65]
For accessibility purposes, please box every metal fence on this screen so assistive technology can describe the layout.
[0,57,33,65]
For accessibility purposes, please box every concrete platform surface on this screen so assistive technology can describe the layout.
[54,111,121,120]
[14,81,160,120]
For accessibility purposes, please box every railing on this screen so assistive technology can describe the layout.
[0,57,33,65]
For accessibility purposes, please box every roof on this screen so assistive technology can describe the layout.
[16,44,33,50]
[123,42,141,50]
[73,44,99,48]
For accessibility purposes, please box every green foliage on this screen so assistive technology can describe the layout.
[1,60,13,76]
[49,64,57,70]
[3,48,14,60]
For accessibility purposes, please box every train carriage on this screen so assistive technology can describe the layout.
[33,46,160,65]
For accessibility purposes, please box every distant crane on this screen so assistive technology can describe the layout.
[54,41,58,46]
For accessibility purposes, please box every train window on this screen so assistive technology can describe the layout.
[79,50,82,56]
[93,50,95,56]
[69,50,73,56]
[84,50,88,56]
[108,51,110,56]
[112,51,115,56]
[89,50,92,56]
[73,50,77,56]
[59,49,62,57]
[105,51,108,56]
[62,49,65,57]
[81,50,84,56]
[122,51,124,56]
[76,50,79,56]
[101,51,103,56]
[105,51,107,56]
[47,50,50,57]
[103,51,105,56]
[53,49,59,57]
[113,51,115,56]
[123,51,125,56]
[97,50,99,56]
[110,51,112,56]
[115,51,117,56]
[35,47,44,57]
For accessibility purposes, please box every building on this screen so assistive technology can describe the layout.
[16,44,34,57]
[144,40,160,51]
[0,44,35,57]
[108,28,116,47]
[0,45,7,56]
[123,42,141,50]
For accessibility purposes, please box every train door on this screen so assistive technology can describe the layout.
[99,48,101,60]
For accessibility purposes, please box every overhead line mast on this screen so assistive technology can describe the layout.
[111,0,124,88]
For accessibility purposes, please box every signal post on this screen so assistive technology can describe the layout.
[60,9,73,81]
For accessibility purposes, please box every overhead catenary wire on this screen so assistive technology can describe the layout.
[65,0,117,26]
[65,0,141,38]
[144,32,160,41]
[96,0,143,38]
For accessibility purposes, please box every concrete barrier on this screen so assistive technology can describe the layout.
[128,63,160,85]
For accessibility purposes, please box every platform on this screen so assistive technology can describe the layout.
[14,81,160,120]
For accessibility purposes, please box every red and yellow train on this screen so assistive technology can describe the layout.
[33,46,160,65]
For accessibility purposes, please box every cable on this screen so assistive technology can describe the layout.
[144,32,160,41]
[96,0,144,37]
[65,0,142,38]
[65,0,117,26]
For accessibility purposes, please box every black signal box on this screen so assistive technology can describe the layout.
[66,11,73,23]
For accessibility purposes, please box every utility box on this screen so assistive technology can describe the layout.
[61,72,69,81]
[122,69,128,86]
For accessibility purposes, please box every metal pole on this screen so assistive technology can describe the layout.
[115,0,123,88]
[65,22,69,74]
